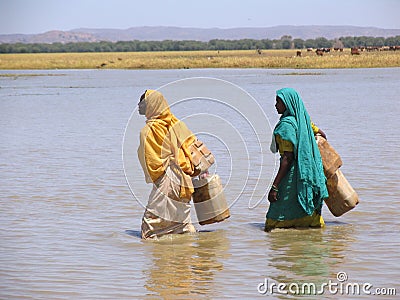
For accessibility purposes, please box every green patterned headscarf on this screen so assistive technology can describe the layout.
[274,88,328,215]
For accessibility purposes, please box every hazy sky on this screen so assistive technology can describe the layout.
[0,0,399,34]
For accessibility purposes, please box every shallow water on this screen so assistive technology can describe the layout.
[1,68,399,299]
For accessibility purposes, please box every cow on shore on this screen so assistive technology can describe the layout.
[315,48,331,56]
[351,47,360,55]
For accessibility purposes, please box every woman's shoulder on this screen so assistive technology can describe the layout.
[281,115,297,124]
[276,116,297,131]
[140,120,163,136]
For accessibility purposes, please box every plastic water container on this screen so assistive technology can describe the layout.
[192,174,230,225]
[325,169,359,217]
[316,135,342,178]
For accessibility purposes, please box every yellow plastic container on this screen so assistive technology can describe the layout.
[192,174,230,225]
[325,169,359,217]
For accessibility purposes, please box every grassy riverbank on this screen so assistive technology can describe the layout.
[1,49,400,70]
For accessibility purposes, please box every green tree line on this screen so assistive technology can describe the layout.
[1,35,399,53]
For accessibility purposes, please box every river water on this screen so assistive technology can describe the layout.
[1,68,399,299]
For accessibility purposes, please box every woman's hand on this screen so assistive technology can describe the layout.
[199,170,209,179]
[318,129,327,140]
[268,151,292,204]
[268,189,278,203]
[192,166,201,177]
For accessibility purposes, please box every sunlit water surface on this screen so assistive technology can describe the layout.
[1,68,399,299]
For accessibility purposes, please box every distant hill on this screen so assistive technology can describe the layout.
[0,30,97,44]
[1,25,400,44]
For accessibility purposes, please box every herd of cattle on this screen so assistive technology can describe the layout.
[295,46,400,56]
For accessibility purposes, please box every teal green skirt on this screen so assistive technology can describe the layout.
[266,160,323,228]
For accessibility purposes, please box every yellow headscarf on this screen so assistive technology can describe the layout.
[137,90,196,199]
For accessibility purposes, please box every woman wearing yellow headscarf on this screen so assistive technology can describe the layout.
[138,90,197,239]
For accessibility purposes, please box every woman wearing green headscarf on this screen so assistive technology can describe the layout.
[265,88,328,231]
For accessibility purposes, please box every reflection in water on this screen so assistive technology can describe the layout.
[143,230,230,298]
[266,223,356,297]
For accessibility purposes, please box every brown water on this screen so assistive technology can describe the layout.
[1,68,399,299]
